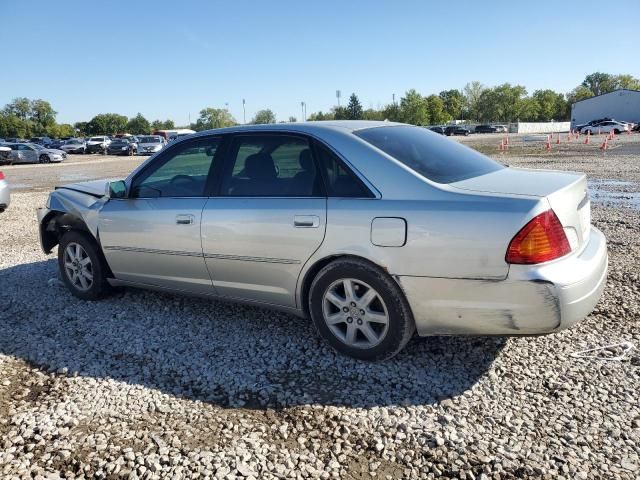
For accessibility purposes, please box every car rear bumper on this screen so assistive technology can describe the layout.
[398,226,608,336]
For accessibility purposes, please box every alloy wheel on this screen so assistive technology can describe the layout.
[322,278,389,349]
[63,242,93,291]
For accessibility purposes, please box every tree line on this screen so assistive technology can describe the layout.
[1,72,637,138]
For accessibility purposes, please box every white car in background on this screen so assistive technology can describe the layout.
[136,135,166,155]
[580,121,629,135]
[86,136,112,154]
[0,170,10,212]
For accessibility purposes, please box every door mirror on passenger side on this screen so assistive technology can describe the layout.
[106,180,127,199]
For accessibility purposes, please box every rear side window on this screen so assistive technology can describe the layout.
[354,125,503,184]
[315,144,373,198]
[221,135,321,197]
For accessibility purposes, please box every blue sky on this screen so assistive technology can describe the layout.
[1,0,638,125]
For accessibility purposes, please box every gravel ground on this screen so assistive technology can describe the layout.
[0,141,639,479]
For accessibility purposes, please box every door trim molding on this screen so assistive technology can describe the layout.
[204,253,300,264]
[103,245,203,257]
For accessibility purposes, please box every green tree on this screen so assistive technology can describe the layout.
[566,85,594,105]
[288,116,297,122]
[151,119,175,130]
[193,108,236,130]
[332,106,349,120]
[346,93,363,120]
[581,72,614,96]
[47,123,75,138]
[87,113,128,135]
[463,81,486,121]
[308,111,334,121]
[611,74,640,91]
[251,109,276,124]
[29,99,57,133]
[399,89,429,125]
[381,103,402,122]
[439,89,464,120]
[74,121,89,136]
[362,108,385,121]
[425,95,449,124]
[531,89,568,121]
[0,114,31,138]
[127,113,151,134]
[3,97,31,121]
[476,84,528,122]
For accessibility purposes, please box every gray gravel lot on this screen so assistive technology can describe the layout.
[0,138,639,479]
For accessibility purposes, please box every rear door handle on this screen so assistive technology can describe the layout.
[176,214,195,225]
[294,215,320,228]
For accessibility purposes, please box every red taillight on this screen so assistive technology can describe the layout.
[0,171,4,180]
[506,210,571,264]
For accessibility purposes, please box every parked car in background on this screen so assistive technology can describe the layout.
[1,142,66,164]
[0,170,10,212]
[107,137,137,156]
[60,138,87,154]
[474,125,498,134]
[49,139,66,149]
[136,135,165,155]
[0,145,11,165]
[494,125,508,133]
[428,126,445,135]
[5,138,27,143]
[37,121,607,360]
[580,121,628,135]
[86,136,111,154]
[444,125,470,136]
[29,136,53,146]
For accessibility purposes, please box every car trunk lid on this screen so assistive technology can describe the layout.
[450,167,590,250]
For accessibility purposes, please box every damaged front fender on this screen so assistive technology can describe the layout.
[37,187,108,254]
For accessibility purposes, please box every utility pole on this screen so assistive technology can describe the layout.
[301,101,306,121]
[242,99,246,124]
[392,93,396,106]
[336,90,341,107]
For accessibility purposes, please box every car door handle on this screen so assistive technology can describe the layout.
[176,214,195,225]
[294,215,320,228]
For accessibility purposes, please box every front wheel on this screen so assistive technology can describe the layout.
[39,154,50,164]
[58,231,110,300]
[309,258,415,360]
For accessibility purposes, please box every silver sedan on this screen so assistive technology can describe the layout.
[2,142,67,164]
[37,121,607,360]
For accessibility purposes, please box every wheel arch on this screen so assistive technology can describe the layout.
[298,253,404,318]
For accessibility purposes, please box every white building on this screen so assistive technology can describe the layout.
[571,89,640,128]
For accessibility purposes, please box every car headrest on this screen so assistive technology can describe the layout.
[244,153,277,180]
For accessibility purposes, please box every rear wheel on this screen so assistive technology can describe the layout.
[58,231,110,300]
[309,258,415,360]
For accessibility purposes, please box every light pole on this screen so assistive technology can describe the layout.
[392,93,396,106]
[336,90,341,107]
[242,99,246,124]
[301,101,306,121]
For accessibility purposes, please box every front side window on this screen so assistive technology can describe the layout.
[221,135,320,197]
[131,137,219,198]
[354,125,503,184]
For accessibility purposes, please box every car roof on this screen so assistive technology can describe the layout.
[194,120,404,138]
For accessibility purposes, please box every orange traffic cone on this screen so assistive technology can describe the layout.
[556,135,561,145]
[499,140,504,151]
[584,130,590,144]
[600,137,609,150]
[545,136,551,150]
[505,136,509,146]
[567,133,572,143]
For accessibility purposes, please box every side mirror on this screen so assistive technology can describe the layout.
[106,180,127,199]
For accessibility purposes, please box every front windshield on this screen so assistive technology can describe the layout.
[139,136,161,143]
[90,137,104,142]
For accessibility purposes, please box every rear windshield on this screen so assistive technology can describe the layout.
[354,125,503,184]
[90,137,105,141]
[139,136,161,143]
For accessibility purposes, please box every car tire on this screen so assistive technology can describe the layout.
[308,257,415,361]
[614,129,620,135]
[39,154,50,164]
[58,230,110,301]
